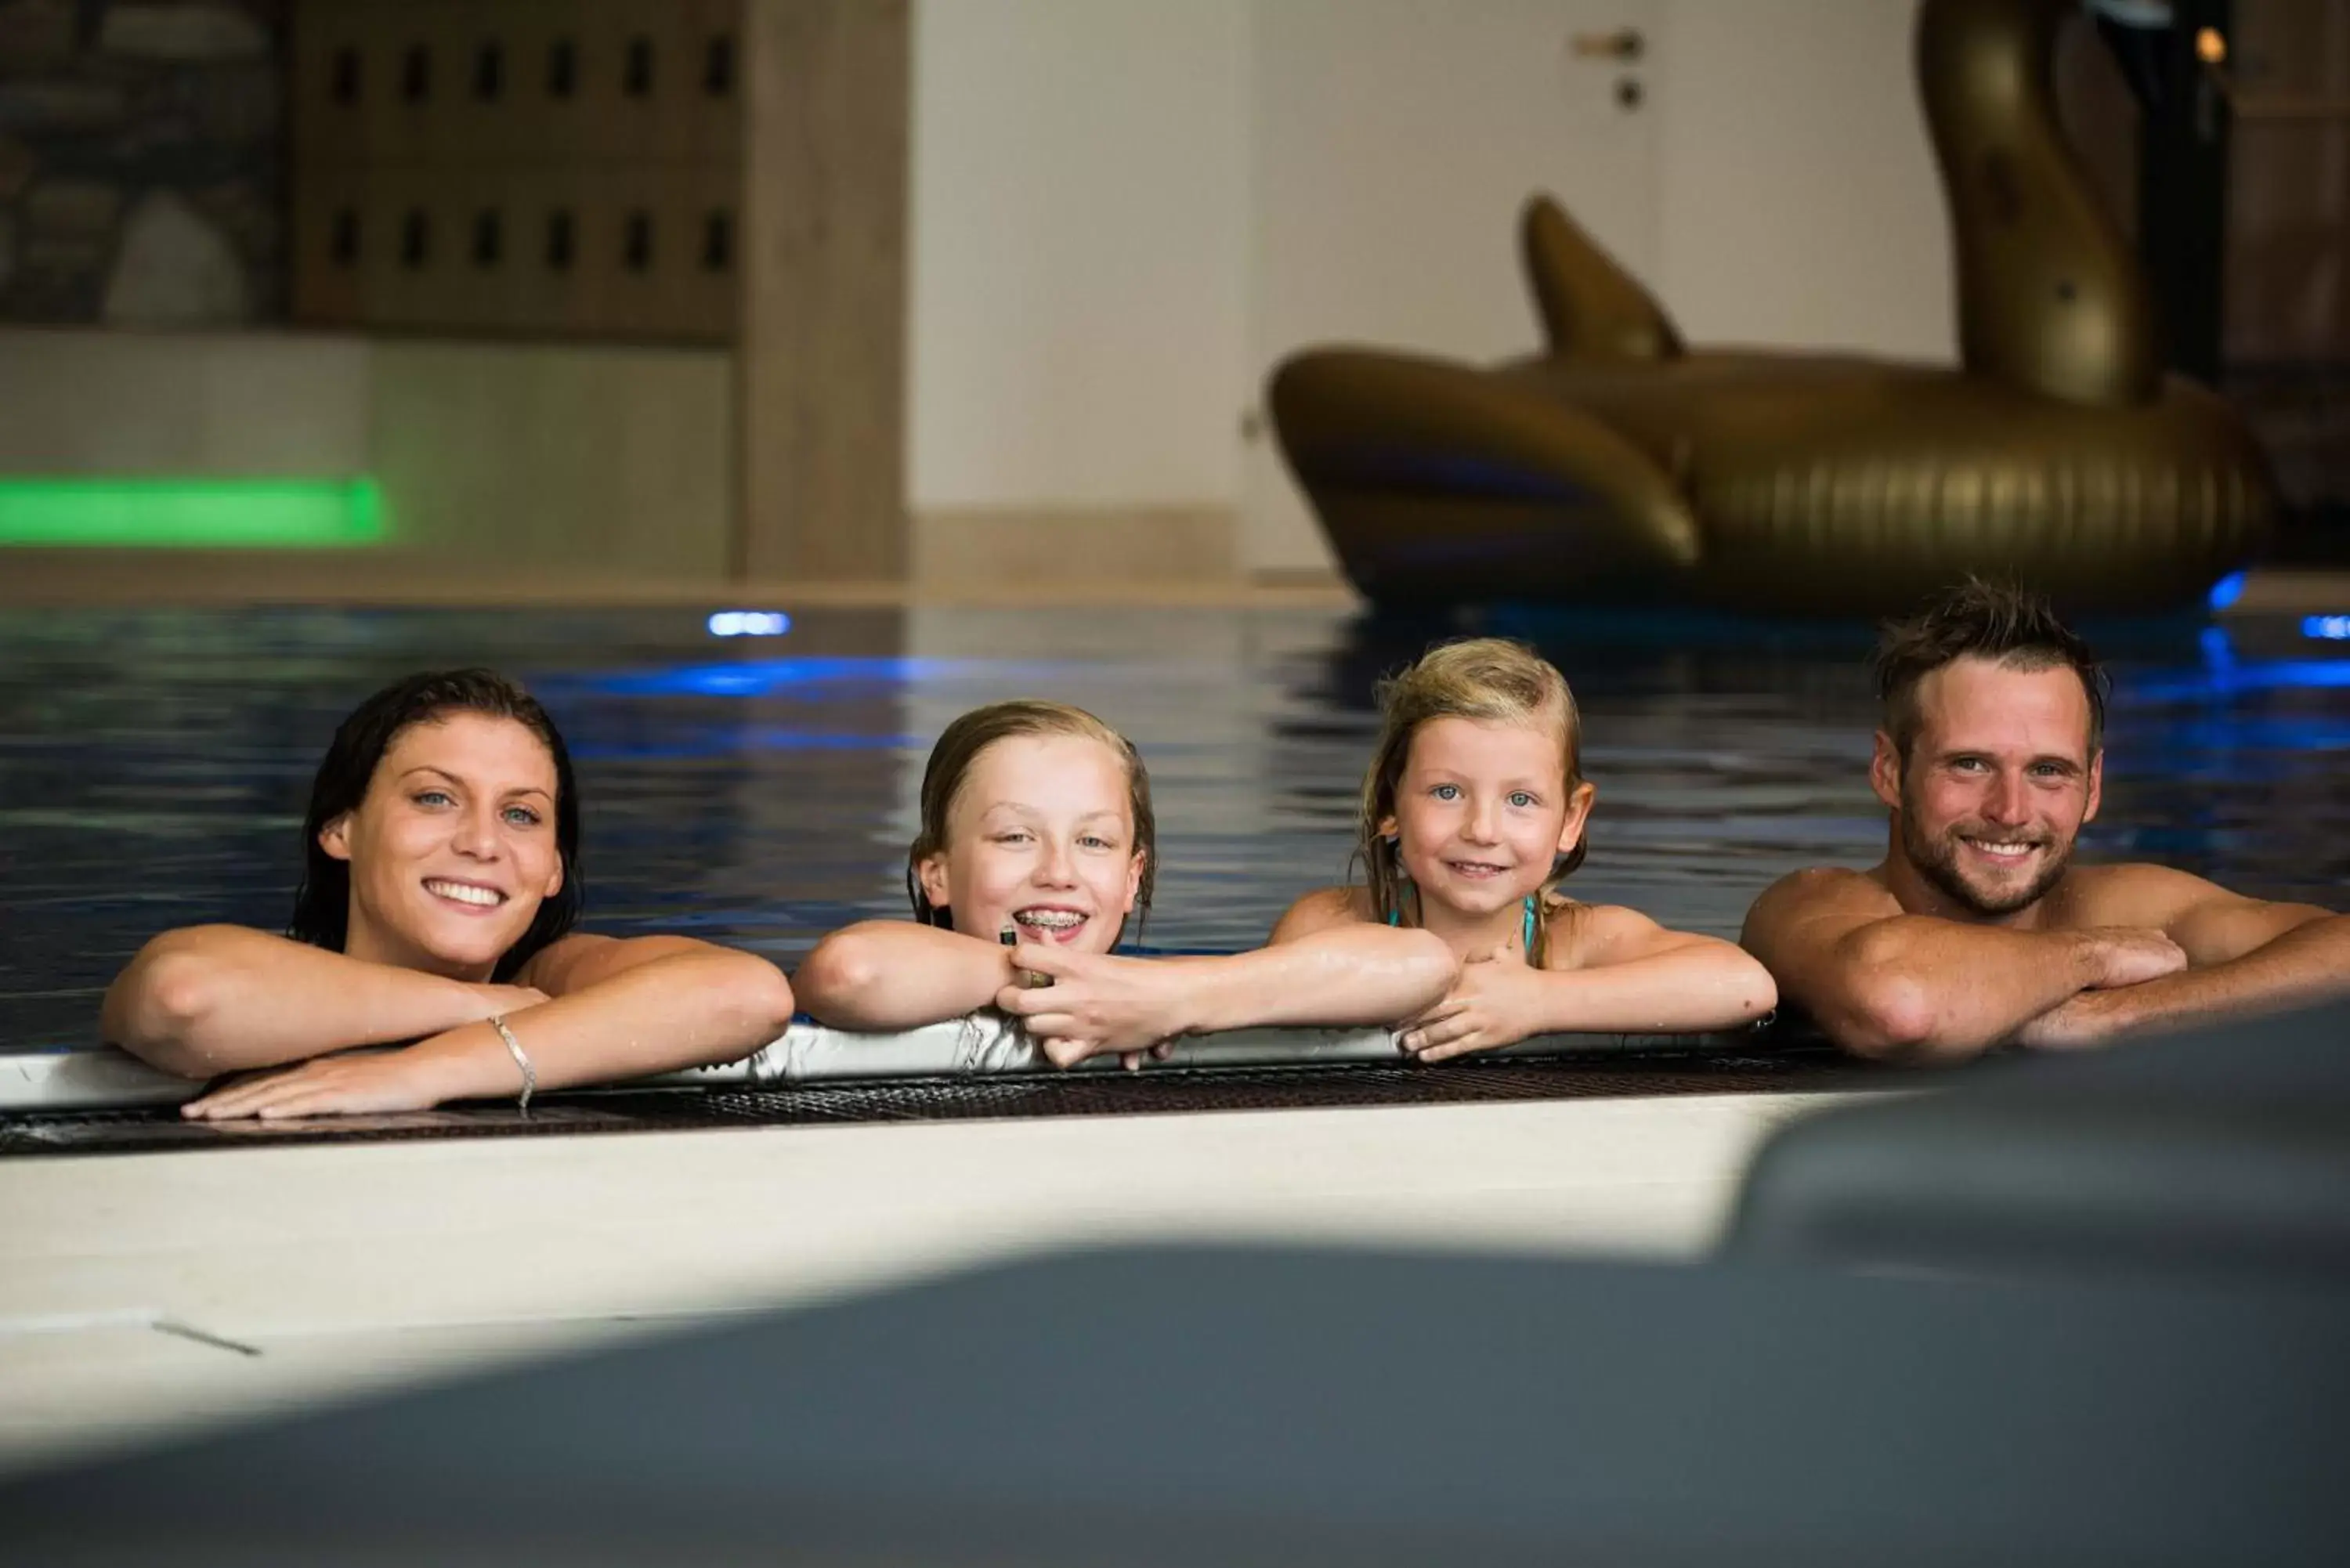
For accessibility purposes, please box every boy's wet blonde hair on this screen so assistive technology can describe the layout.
[906,699,1156,937]
[1357,638,1586,962]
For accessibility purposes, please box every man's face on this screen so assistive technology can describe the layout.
[1871,656,2102,919]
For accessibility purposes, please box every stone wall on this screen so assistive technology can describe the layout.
[0,0,283,326]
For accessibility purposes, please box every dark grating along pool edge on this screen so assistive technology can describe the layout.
[0,1053,1889,1156]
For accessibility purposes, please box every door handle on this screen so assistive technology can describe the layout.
[1570,28,1644,63]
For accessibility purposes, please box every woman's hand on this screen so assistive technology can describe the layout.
[993,944,1187,1069]
[176,982,559,1119]
[1398,943,1548,1062]
[180,1047,459,1120]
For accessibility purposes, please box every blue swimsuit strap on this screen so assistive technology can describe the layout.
[1388,891,1539,952]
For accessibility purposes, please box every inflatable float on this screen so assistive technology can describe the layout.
[1268,0,2278,615]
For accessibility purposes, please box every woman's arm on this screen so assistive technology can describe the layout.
[180,934,796,1119]
[101,924,541,1078]
[993,925,1459,1065]
[1401,909,1777,1060]
[793,920,1015,1031]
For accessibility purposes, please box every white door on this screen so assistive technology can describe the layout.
[1244,0,1667,574]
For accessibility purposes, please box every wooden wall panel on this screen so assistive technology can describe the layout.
[369,340,733,579]
[738,0,909,580]
[289,0,741,345]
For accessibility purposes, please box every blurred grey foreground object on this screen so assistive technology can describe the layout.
[4,1243,2342,1566]
[1728,998,2350,1285]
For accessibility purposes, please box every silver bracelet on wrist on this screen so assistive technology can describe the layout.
[488,1013,535,1116]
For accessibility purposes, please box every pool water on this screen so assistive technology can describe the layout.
[3,604,2345,1050]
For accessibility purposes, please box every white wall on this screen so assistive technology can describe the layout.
[1242,0,1666,574]
[906,0,1252,511]
[906,0,1960,549]
[1654,0,1954,360]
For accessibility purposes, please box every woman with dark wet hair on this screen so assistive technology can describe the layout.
[103,669,795,1118]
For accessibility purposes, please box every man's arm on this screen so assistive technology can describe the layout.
[1740,869,2185,1060]
[2019,871,2348,1046]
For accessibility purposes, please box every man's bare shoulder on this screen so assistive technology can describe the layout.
[2048,862,2238,929]
[1747,866,1899,926]
[1740,867,1900,966]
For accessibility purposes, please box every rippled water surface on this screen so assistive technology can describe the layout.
[4,604,2346,1046]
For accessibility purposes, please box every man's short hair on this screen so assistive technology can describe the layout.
[1873,579,2108,759]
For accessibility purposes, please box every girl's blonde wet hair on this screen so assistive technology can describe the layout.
[906,699,1157,938]
[1357,638,1586,963]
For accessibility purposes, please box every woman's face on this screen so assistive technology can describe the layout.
[917,734,1144,955]
[1383,716,1594,923]
[322,712,565,979]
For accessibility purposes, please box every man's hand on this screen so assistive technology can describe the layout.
[2014,986,2142,1050]
[994,944,1185,1070]
[2008,930,2185,1050]
[182,1048,453,1120]
[1398,941,1544,1062]
[2079,927,2190,990]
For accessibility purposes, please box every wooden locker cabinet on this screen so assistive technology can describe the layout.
[290,0,741,344]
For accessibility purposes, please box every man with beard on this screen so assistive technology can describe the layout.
[1741,580,2350,1060]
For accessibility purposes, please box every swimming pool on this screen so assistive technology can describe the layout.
[3,603,2346,1053]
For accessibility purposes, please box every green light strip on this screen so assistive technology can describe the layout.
[0,479,386,548]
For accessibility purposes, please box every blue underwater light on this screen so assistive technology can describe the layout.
[2206,570,2248,612]
[2306,615,2350,641]
[707,610,792,638]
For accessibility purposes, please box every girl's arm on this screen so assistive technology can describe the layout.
[101,924,544,1078]
[994,924,1458,1065]
[793,920,1016,1031]
[1401,908,1777,1060]
[181,934,796,1119]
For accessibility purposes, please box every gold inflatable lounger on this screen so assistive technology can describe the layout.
[0,1016,1772,1114]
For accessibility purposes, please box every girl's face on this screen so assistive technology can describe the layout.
[917,734,1144,955]
[1382,716,1595,923]
[322,712,565,979]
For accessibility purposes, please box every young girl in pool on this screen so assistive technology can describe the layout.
[795,699,1455,1064]
[103,668,797,1118]
[1273,638,1774,1057]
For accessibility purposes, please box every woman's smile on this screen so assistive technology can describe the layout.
[421,876,510,912]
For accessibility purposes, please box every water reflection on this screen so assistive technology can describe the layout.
[2,603,2343,1048]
